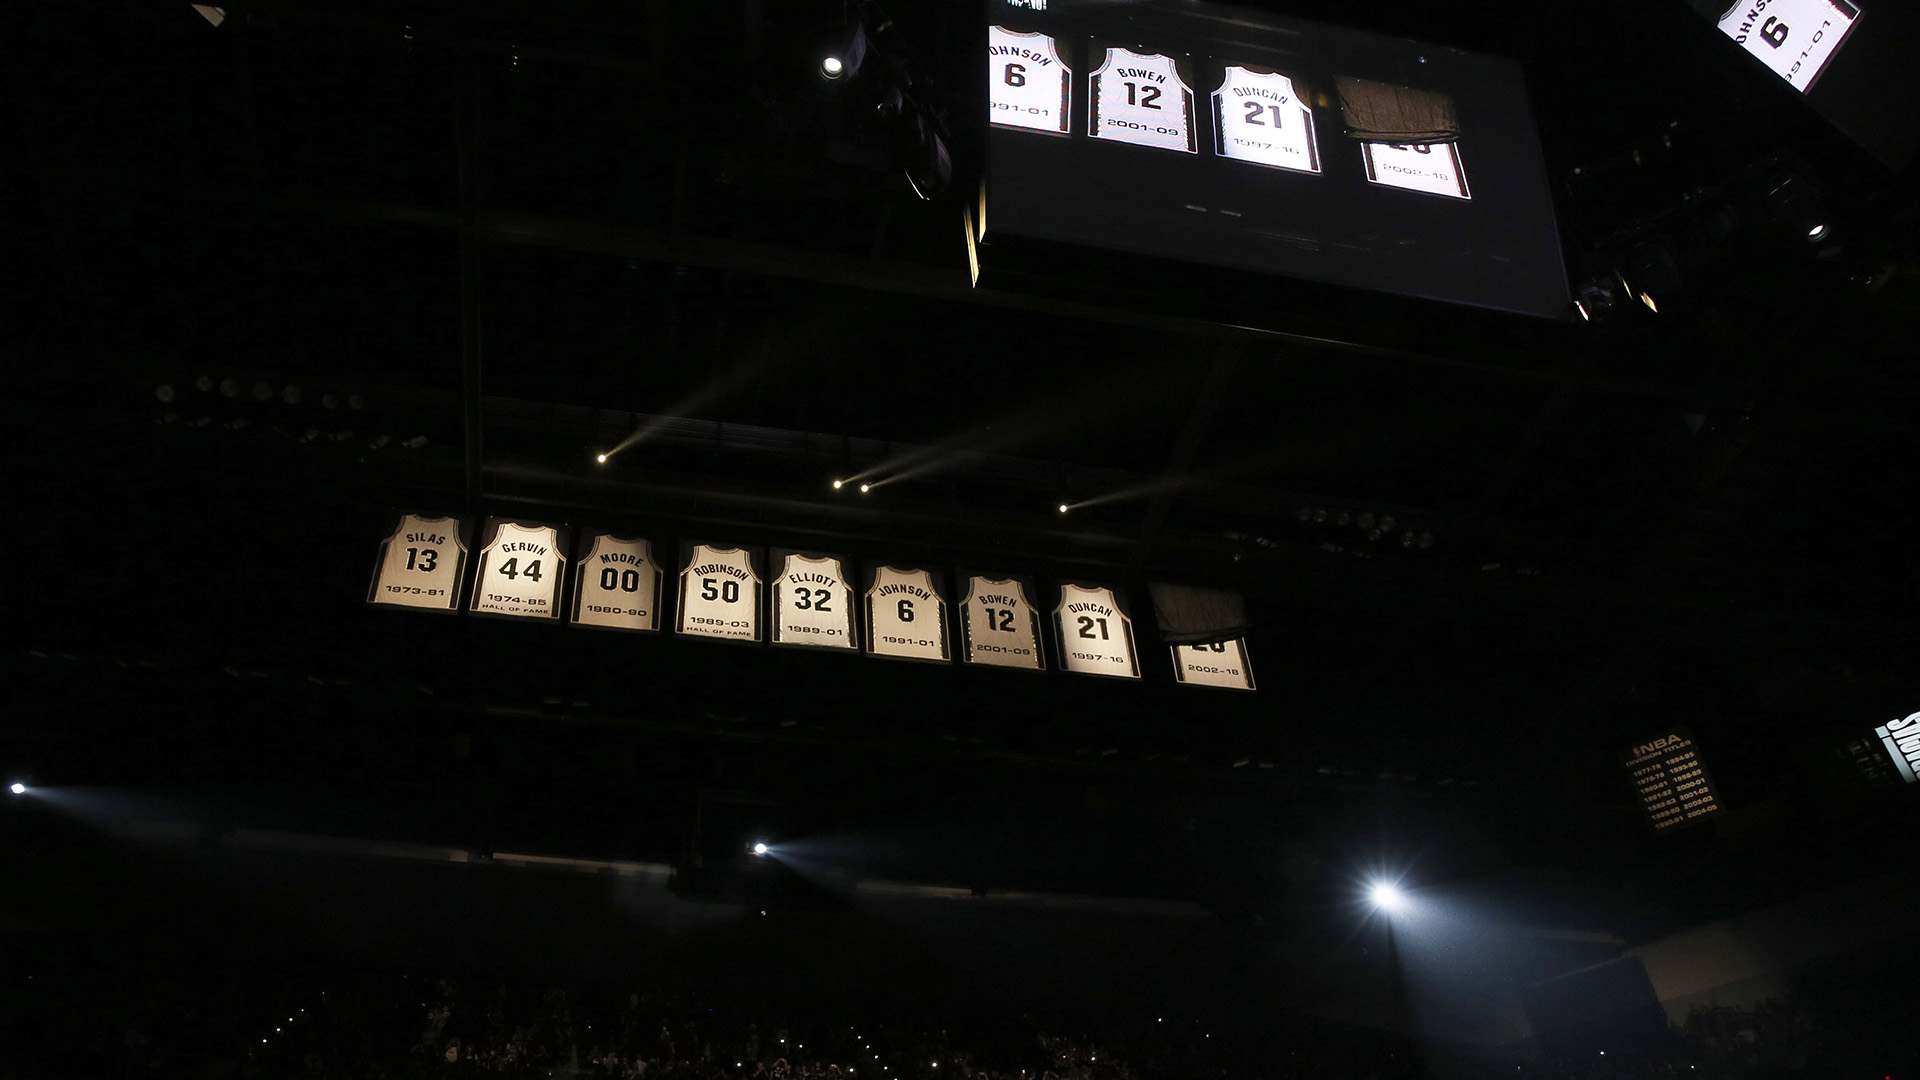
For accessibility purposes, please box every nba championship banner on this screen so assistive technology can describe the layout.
[570,532,662,633]
[1876,711,1920,783]
[1053,581,1141,679]
[368,511,468,612]
[770,549,858,650]
[471,518,569,619]
[864,564,951,662]
[1171,639,1255,690]
[1622,728,1725,832]
[957,570,1047,671]
[676,541,762,642]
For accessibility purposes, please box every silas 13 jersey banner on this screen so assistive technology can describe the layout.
[471,519,568,619]
[772,551,857,649]
[368,512,467,611]
[677,543,761,642]
[570,533,660,632]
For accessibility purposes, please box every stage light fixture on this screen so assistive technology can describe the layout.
[752,841,769,855]
[8,783,25,795]
[1058,503,1069,514]
[1807,223,1829,241]
[822,56,845,79]
[832,479,844,489]
[1369,882,1405,912]
[597,453,608,464]
[1640,292,1659,313]
[859,483,871,493]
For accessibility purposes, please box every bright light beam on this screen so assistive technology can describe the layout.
[8,783,25,795]
[1369,881,1406,913]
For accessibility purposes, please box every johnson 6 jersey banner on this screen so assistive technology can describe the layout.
[570,533,661,632]
[771,550,858,650]
[865,565,951,661]
[677,543,762,642]
[958,572,1046,670]
[470,519,567,619]
[1053,582,1140,678]
[368,512,467,611]
[989,25,1072,134]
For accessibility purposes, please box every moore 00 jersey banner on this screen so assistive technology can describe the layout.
[1212,67,1319,173]
[368,512,467,611]
[989,26,1072,135]
[1054,583,1140,678]
[772,551,858,650]
[570,533,661,632]
[1089,46,1197,153]
[865,565,950,661]
[677,543,762,642]
[471,519,568,619]
[959,573,1047,670]
[1171,638,1255,690]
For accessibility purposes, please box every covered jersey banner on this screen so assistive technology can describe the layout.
[368,511,467,612]
[570,533,661,633]
[1054,582,1140,679]
[676,542,762,642]
[865,564,950,661]
[771,549,858,650]
[958,571,1046,670]
[470,519,568,619]
[1171,639,1255,690]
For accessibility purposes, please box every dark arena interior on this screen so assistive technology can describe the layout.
[7,0,1920,1077]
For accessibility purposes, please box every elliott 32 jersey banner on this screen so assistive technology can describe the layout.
[1054,583,1140,678]
[772,552,857,649]
[571,533,660,632]
[866,566,950,661]
[471,519,567,619]
[989,26,1072,134]
[959,574,1046,670]
[369,512,466,611]
[677,544,761,642]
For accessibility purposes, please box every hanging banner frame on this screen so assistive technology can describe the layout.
[864,563,953,663]
[770,548,860,651]
[569,532,663,633]
[1052,580,1142,679]
[1171,638,1256,690]
[957,568,1048,671]
[469,518,570,621]
[676,540,764,643]
[367,510,469,613]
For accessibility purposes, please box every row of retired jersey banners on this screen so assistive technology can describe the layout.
[369,513,1256,690]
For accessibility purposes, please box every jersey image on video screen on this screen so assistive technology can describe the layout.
[1089,47,1197,153]
[989,26,1072,135]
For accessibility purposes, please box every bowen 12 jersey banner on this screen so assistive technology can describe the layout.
[677,542,762,642]
[865,565,951,662]
[1053,582,1140,678]
[470,519,568,619]
[771,550,858,650]
[368,512,467,611]
[958,572,1047,670]
[570,533,661,632]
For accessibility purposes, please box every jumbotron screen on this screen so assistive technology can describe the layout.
[981,0,1568,319]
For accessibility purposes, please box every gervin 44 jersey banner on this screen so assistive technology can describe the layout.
[471,520,567,619]
[368,512,466,611]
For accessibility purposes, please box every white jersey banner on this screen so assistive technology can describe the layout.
[1089,47,1197,153]
[866,566,950,661]
[1171,638,1256,690]
[1212,67,1319,173]
[368,513,466,611]
[1361,141,1470,200]
[1054,583,1140,678]
[989,26,1072,135]
[959,574,1045,670]
[677,544,761,642]
[1716,0,1860,92]
[471,520,566,619]
[570,533,660,632]
[772,553,857,649]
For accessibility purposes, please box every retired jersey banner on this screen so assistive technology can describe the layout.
[771,550,858,650]
[570,533,661,633]
[1054,582,1141,679]
[1171,638,1255,690]
[676,542,762,642]
[1876,711,1920,783]
[470,519,568,619]
[368,512,467,612]
[865,565,951,662]
[958,571,1046,670]
[1623,728,1725,832]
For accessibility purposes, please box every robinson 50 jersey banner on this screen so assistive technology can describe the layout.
[677,543,762,642]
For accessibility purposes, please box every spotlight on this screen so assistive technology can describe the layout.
[832,479,844,490]
[1640,292,1659,313]
[859,483,871,493]
[1807,223,1829,242]
[596,453,608,464]
[1369,882,1405,912]
[8,783,24,795]
[1058,503,1069,514]
[752,842,769,856]
[821,56,845,79]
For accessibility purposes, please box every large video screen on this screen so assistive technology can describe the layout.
[982,0,1568,319]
